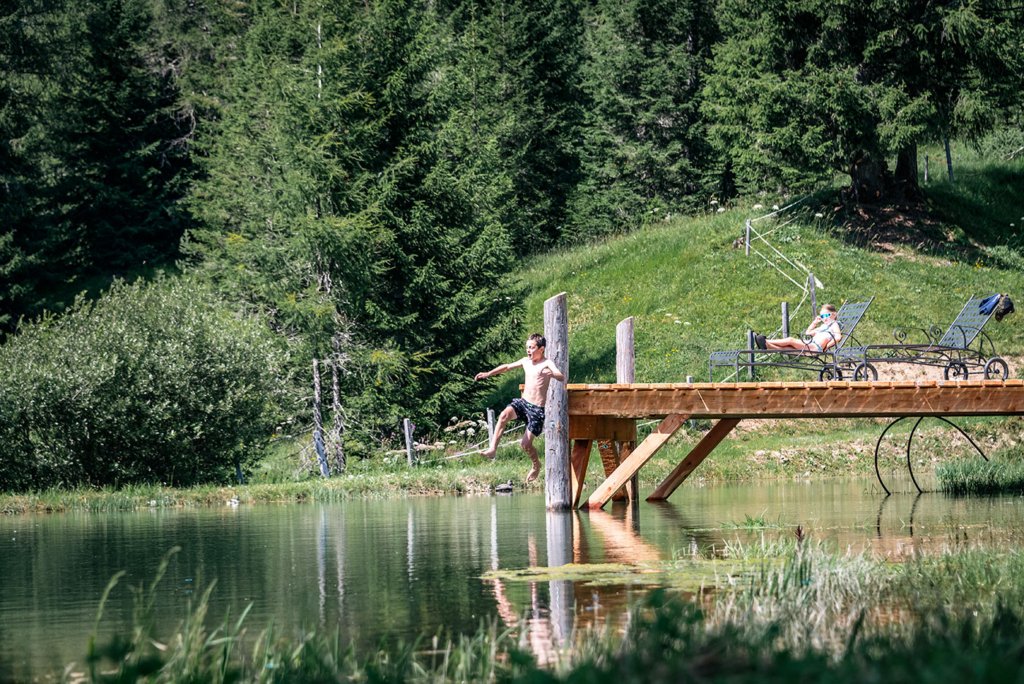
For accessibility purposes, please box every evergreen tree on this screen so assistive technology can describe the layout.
[0,0,194,331]
[703,0,1024,202]
[567,0,715,239]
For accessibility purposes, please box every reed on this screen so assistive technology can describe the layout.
[77,541,1024,684]
[935,458,1024,495]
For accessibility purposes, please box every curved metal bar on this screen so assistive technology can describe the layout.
[906,418,925,494]
[874,417,911,495]
[904,416,989,495]
[933,417,989,462]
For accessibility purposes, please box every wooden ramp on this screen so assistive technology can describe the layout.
[570,380,1024,510]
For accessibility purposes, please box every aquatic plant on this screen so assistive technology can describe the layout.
[77,541,1024,684]
[935,458,1024,495]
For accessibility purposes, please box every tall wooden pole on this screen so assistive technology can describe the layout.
[544,292,571,510]
[617,317,639,500]
[403,418,415,467]
[331,359,346,473]
[312,360,329,477]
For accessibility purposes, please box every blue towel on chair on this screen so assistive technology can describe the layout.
[980,294,1001,316]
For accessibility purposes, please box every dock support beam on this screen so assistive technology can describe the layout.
[584,414,690,510]
[545,292,571,510]
[647,419,740,501]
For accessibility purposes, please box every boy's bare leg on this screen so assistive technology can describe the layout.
[521,431,542,483]
[483,406,516,459]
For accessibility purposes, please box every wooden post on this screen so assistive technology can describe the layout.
[745,219,751,256]
[782,301,789,338]
[686,376,695,429]
[945,139,954,183]
[746,330,755,380]
[617,317,639,500]
[809,272,817,316]
[331,359,346,473]
[312,359,329,477]
[486,408,495,445]
[924,154,929,183]
[403,418,415,467]
[570,440,592,507]
[544,292,571,510]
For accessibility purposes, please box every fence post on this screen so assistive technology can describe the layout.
[924,154,929,183]
[404,418,415,467]
[809,273,817,316]
[486,408,495,445]
[544,292,571,510]
[945,139,954,183]
[312,359,329,477]
[745,220,751,257]
[330,359,346,474]
[686,376,695,429]
[746,330,755,381]
[782,301,790,338]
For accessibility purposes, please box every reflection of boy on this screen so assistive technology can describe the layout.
[474,333,565,483]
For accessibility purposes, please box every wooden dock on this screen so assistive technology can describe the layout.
[535,291,1023,512]
[566,380,1024,510]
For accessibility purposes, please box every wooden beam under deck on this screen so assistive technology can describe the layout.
[567,380,1024,419]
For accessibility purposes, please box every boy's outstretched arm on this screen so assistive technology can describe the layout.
[542,360,565,382]
[475,359,524,381]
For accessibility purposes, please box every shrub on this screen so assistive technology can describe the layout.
[0,277,285,490]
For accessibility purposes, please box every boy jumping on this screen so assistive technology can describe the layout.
[474,333,565,483]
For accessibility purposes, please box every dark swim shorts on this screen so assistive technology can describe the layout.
[510,398,546,436]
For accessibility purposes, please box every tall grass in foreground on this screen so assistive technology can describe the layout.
[77,542,1024,683]
[935,458,1024,495]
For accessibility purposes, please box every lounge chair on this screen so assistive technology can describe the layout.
[709,296,875,381]
[840,293,1007,380]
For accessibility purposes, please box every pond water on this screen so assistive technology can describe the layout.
[3,476,1024,680]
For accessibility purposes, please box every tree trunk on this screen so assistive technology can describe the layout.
[894,144,919,190]
[846,154,893,204]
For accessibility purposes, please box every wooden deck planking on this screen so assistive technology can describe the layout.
[567,380,1024,419]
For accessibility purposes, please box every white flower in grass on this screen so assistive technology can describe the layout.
[753,204,763,210]
[772,205,780,210]
[710,200,718,205]
[717,207,725,213]
[815,213,824,218]
[467,427,476,436]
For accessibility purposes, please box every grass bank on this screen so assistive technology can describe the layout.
[5,414,1022,514]
[72,538,1024,684]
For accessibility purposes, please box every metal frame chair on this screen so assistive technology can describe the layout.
[709,296,875,381]
[839,293,1008,381]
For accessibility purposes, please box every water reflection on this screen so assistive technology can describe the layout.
[5,478,1024,680]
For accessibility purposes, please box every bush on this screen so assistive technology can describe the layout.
[0,278,285,490]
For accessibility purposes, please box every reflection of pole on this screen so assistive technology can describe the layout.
[407,507,415,581]
[546,511,574,646]
[318,507,327,627]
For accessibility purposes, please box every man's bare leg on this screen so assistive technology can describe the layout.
[482,406,516,459]
[521,431,542,483]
